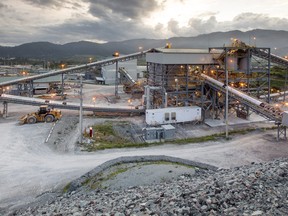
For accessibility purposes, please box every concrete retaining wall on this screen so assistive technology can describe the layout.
[68,155,218,192]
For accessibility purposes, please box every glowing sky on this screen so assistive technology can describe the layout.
[1,0,288,45]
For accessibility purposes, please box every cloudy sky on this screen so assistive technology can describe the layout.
[1,0,288,46]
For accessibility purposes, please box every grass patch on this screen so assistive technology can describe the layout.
[140,160,195,169]
[62,182,71,193]
[82,166,131,190]
[77,161,195,191]
[82,121,135,151]
[81,121,276,152]
[105,167,130,180]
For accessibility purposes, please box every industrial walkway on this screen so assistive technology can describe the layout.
[252,48,288,68]
[201,74,283,123]
[0,50,149,88]
[0,93,144,114]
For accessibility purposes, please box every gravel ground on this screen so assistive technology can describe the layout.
[10,157,288,215]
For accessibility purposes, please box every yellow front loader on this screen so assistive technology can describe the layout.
[19,105,62,124]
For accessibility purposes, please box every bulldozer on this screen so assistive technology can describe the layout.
[19,105,62,124]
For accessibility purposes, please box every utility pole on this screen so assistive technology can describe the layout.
[225,47,229,139]
[115,60,119,98]
[79,74,83,143]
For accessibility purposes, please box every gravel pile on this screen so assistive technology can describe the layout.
[11,158,288,215]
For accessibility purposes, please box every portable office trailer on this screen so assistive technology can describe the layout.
[281,111,288,126]
[145,106,201,126]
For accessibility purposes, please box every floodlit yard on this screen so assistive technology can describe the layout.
[1,84,288,212]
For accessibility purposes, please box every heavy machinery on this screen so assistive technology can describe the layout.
[19,105,62,124]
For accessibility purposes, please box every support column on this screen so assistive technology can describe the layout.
[277,123,287,141]
[3,101,8,118]
[267,48,271,103]
[61,73,64,99]
[284,71,288,102]
[224,47,229,139]
[185,64,189,104]
[79,75,83,144]
[115,61,119,98]
[201,82,205,122]
[17,83,23,96]
[212,90,217,119]
[29,80,34,97]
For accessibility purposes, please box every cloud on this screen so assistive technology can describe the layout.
[0,0,160,45]
[0,2,8,9]
[2,0,288,46]
[0,16,158,45]
[231,13,288,30]
[23,0,68,8]
[163,13,288,38]
[86,0,159,20]
[188,16,218,34]
[165,16,218,37]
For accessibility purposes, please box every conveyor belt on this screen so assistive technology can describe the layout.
[252,49,288,68]
[118,67,136,85]
[201,74,283,122]
[0,94,144,114]
[0,50,150,88]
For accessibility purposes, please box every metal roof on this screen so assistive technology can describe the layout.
[0,75,62,84]
[150,48,222,54]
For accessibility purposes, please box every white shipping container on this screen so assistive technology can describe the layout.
[146,106,201,126]
[281,111,288,127]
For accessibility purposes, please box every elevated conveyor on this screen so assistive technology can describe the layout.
[118,67,136,85]
[0,50,150,88]
[252,49,288,68]
[118,67,143,94]
[201,74,283,123]
[0,94,144,114]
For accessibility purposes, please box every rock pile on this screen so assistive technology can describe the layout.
[12,158,288,215]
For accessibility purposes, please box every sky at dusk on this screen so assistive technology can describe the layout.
[1,0,288,46]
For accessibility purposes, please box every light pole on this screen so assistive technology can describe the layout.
[79,74,83,144]
[224,47,229,139]
[128,99,132,109]
[253,36,256,47]
[113,52,120,98]
[139,46,143,52]
[175,78,179,106]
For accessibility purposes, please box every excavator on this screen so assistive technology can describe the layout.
[19,105,62,124]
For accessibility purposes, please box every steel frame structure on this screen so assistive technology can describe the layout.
[146,45,274,124]
[146,62,209,110]
[205,46,271,120]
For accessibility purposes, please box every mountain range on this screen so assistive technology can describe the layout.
[0,29,288,60]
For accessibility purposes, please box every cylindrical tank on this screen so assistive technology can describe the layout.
[239,57,248,72]
[227,56,238,71]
